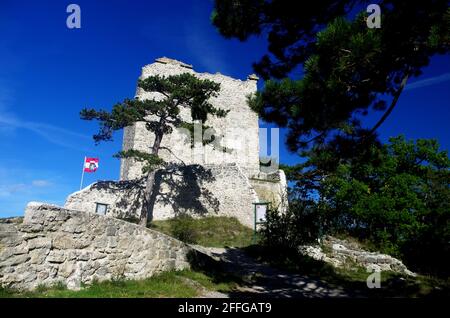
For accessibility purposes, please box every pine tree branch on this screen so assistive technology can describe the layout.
[367,72,410,136]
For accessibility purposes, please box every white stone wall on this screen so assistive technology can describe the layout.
[0,202,195,291]
[150,164,259,227]
[64,179,146,220]
[249,170,289,213]
[65,163,259,228]
[120,57,261,180]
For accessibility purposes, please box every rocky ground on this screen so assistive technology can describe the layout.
[191,236,420,298]
[193,245,348,298]
[300,236,415,276]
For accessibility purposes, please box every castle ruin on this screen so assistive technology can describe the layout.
[65,58,287,227]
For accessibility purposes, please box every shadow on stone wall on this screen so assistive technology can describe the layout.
[85,165,221,222]
[90,179,146,219]
[148,164,221,221]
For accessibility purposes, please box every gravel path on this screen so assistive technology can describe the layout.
[193,246,349,298]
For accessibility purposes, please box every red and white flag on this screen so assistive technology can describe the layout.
[84,157,99,173]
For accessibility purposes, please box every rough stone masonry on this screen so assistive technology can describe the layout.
[65,57,288,227]
[0,202,196,290]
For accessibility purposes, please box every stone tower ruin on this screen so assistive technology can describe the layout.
[65,57,287,227]
[120,57,261,181]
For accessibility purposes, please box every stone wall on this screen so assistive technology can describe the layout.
[64,179,146,220]
[249,170,288,212]
[120,57,261,180]
[66,163,259,228]
[0,202,194,291]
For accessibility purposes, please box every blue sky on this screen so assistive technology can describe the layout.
[0,0,449,217]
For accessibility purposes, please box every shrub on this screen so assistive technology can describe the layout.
[260,201,323,250]
[170,215,199,244]
[273,136,450,277]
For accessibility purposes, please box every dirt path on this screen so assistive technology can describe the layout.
[193,246,349,298]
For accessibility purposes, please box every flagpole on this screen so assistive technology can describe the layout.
[80,156,86,190]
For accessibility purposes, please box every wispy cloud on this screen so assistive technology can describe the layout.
[0,112,90,150]
[0,178,53,197]
[0,167,66,216]
[0,77,90,150]
[0,183,27,197]
[31,179,52,187]
[405,72,450,91]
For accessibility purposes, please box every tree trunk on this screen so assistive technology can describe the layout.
[139,170,156,226]
[139,130,164,226]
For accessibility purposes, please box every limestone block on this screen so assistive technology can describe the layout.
[53,234,89,250]
[47,251,66,264]
[27,237,52,250]
[0,254,30,268]
[29,248,50,265]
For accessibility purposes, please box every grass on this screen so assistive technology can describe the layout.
[149,216,255,248]
[0,269,238,298]
[244,244,450,298]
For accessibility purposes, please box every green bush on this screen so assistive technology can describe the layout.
[271,136,450,277]
[170,215,199,244]
[319,137,450,276]
[261,201,322,250]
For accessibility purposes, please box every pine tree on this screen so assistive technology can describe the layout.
[212,0,450,152]
[81,73,227,226]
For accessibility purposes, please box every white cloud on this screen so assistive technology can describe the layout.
[0,113,90,149]
[31,179,52,187]
[0,183,27,197]
[0,77,90,150]
[0,167,68,217]
[0,179,52,197]
[405,72,450,91]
